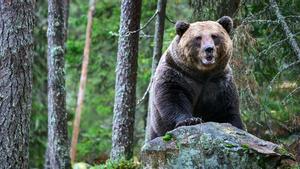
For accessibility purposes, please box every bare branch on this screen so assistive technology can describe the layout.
[270,0,300,60]
[282,86,300,105]
[285,15,300,19]
[243,19,279,24]
[123,10,158,36]
[165,14,176,24]
[137,78,153,105]
[257,32,300,58]
[241,5,271,25]
[140,30,154,38]
[268,60,300,88]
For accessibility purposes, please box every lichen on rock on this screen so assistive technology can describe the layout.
[141,122,293,169]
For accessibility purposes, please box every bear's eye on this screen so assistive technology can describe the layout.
[211,34,221,45]
[211,34,218,39]
[195,36,202,41]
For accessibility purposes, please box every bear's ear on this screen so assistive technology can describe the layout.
[175,21,190,36]
[217,16,233,34]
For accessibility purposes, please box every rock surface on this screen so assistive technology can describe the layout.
[141,122,291,169]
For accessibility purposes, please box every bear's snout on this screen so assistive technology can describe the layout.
[204,45,214,53]
[201,44,216,66]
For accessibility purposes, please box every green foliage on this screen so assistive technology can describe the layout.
[30,0,48,168]
[76,127,111,161]
[230,0,300,145]
[241,144,250,153]
[289,164,300,169]
[224,143,237,148]
[276,145,288,155]
[92,159,139,169]
[66,0,120,163]
[163,133,173,142]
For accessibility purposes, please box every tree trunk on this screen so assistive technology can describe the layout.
[70,0,96,163]
[46,0,71,168]
[0,0,34,168]
[64,0,70,41]
[110,0,142,160]
[151,0,167,75]
[145,0,167,142]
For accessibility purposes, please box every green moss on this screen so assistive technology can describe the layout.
[175,142,180,149]
[51,46,64,57]
[73,162,91,169]
[275,145,295,161]
[163,133,173,142]
[91,158,139,169]
[289,164,300,169]
[199,134,213,150]
[275,145,289,155]
[224,143,237,148]
[241,144,249,150]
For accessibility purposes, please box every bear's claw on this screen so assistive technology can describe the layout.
[175,117,203,128]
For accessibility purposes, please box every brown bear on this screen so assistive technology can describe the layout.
[147,16,244,140]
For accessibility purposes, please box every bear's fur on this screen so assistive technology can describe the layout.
[148,16,244,140]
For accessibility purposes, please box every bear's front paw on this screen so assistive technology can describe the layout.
[175,117,203,128]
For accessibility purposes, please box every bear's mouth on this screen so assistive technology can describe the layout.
[201,55,215,65]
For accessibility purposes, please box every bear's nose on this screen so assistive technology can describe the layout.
[204,46,214,53]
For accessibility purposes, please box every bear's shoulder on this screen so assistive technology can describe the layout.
[154,64,185,84]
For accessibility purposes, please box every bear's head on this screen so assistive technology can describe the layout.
[172,16,233,73]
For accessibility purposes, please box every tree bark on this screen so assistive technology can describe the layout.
[70,0,96,163]
[110,0,142,160]
[145,0,167,142]
[63,0,70,41]
[270,0,300,60]
[151,0,167,75]
[46,0,71,168]
[0,0,34,168]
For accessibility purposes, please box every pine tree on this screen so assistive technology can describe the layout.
[111,0,142,160]
[45,0,71,168]
[0,0,34,168]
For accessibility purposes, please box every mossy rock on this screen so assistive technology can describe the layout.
[141,122,293,169]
